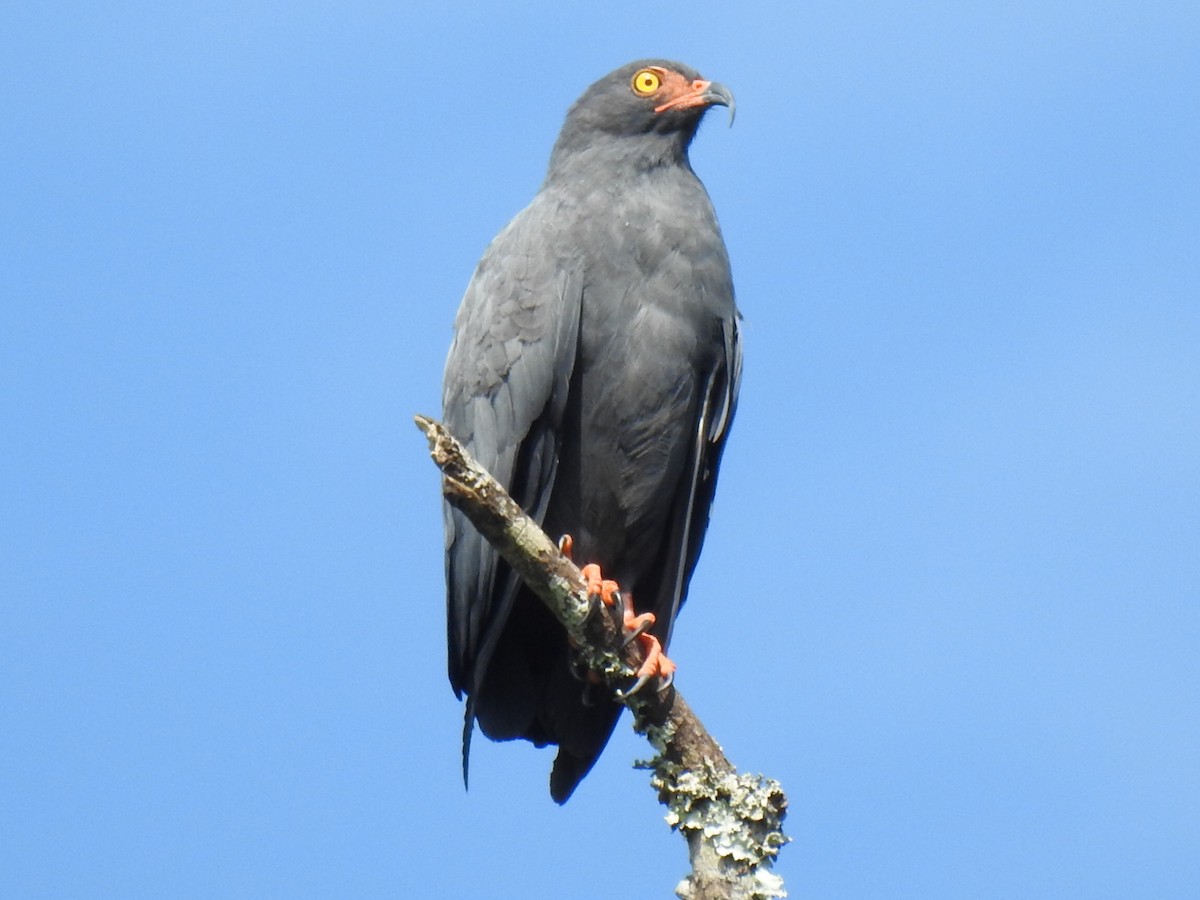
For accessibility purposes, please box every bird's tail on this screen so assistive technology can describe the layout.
[461,698,476,790]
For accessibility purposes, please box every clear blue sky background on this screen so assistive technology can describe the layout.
[3,2,1197,898]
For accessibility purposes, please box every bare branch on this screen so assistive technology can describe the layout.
[417,414,788,899]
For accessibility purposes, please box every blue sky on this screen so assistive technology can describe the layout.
[2,2,1198,897]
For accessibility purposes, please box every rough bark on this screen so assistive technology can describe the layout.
[417,414,788,899]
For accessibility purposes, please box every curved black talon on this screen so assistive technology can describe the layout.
[617,672,653,700]
[582,593,606,627]
[566,651,589,682]
[609,589,626,624]
[580,681,600,707]
[657,669,674,693]
[621,615,652,647]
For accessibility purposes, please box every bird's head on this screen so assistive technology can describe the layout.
[547,60,734,175]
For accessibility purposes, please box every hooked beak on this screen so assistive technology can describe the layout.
[702,81,736,126]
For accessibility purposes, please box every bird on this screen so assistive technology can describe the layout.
[442,59,741,803]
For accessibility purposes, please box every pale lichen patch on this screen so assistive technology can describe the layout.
[654,760,789,900]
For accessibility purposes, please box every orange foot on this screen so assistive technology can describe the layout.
[619,593,677,698]
[576,558,675,698]
[580,561,621,610]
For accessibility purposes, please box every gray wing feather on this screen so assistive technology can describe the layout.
[659,312,742,647]
[442,201,581,699]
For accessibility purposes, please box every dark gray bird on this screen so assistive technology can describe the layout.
[442,59,741,803]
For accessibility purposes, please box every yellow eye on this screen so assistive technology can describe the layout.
[631,69,661,95]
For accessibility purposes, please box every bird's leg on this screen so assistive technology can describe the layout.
[581,562,622,611]
[566,534,625,624]
[560,536,609,691]
[579,561,676,698]
[567,536,625,620]
[616,592,677,698]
